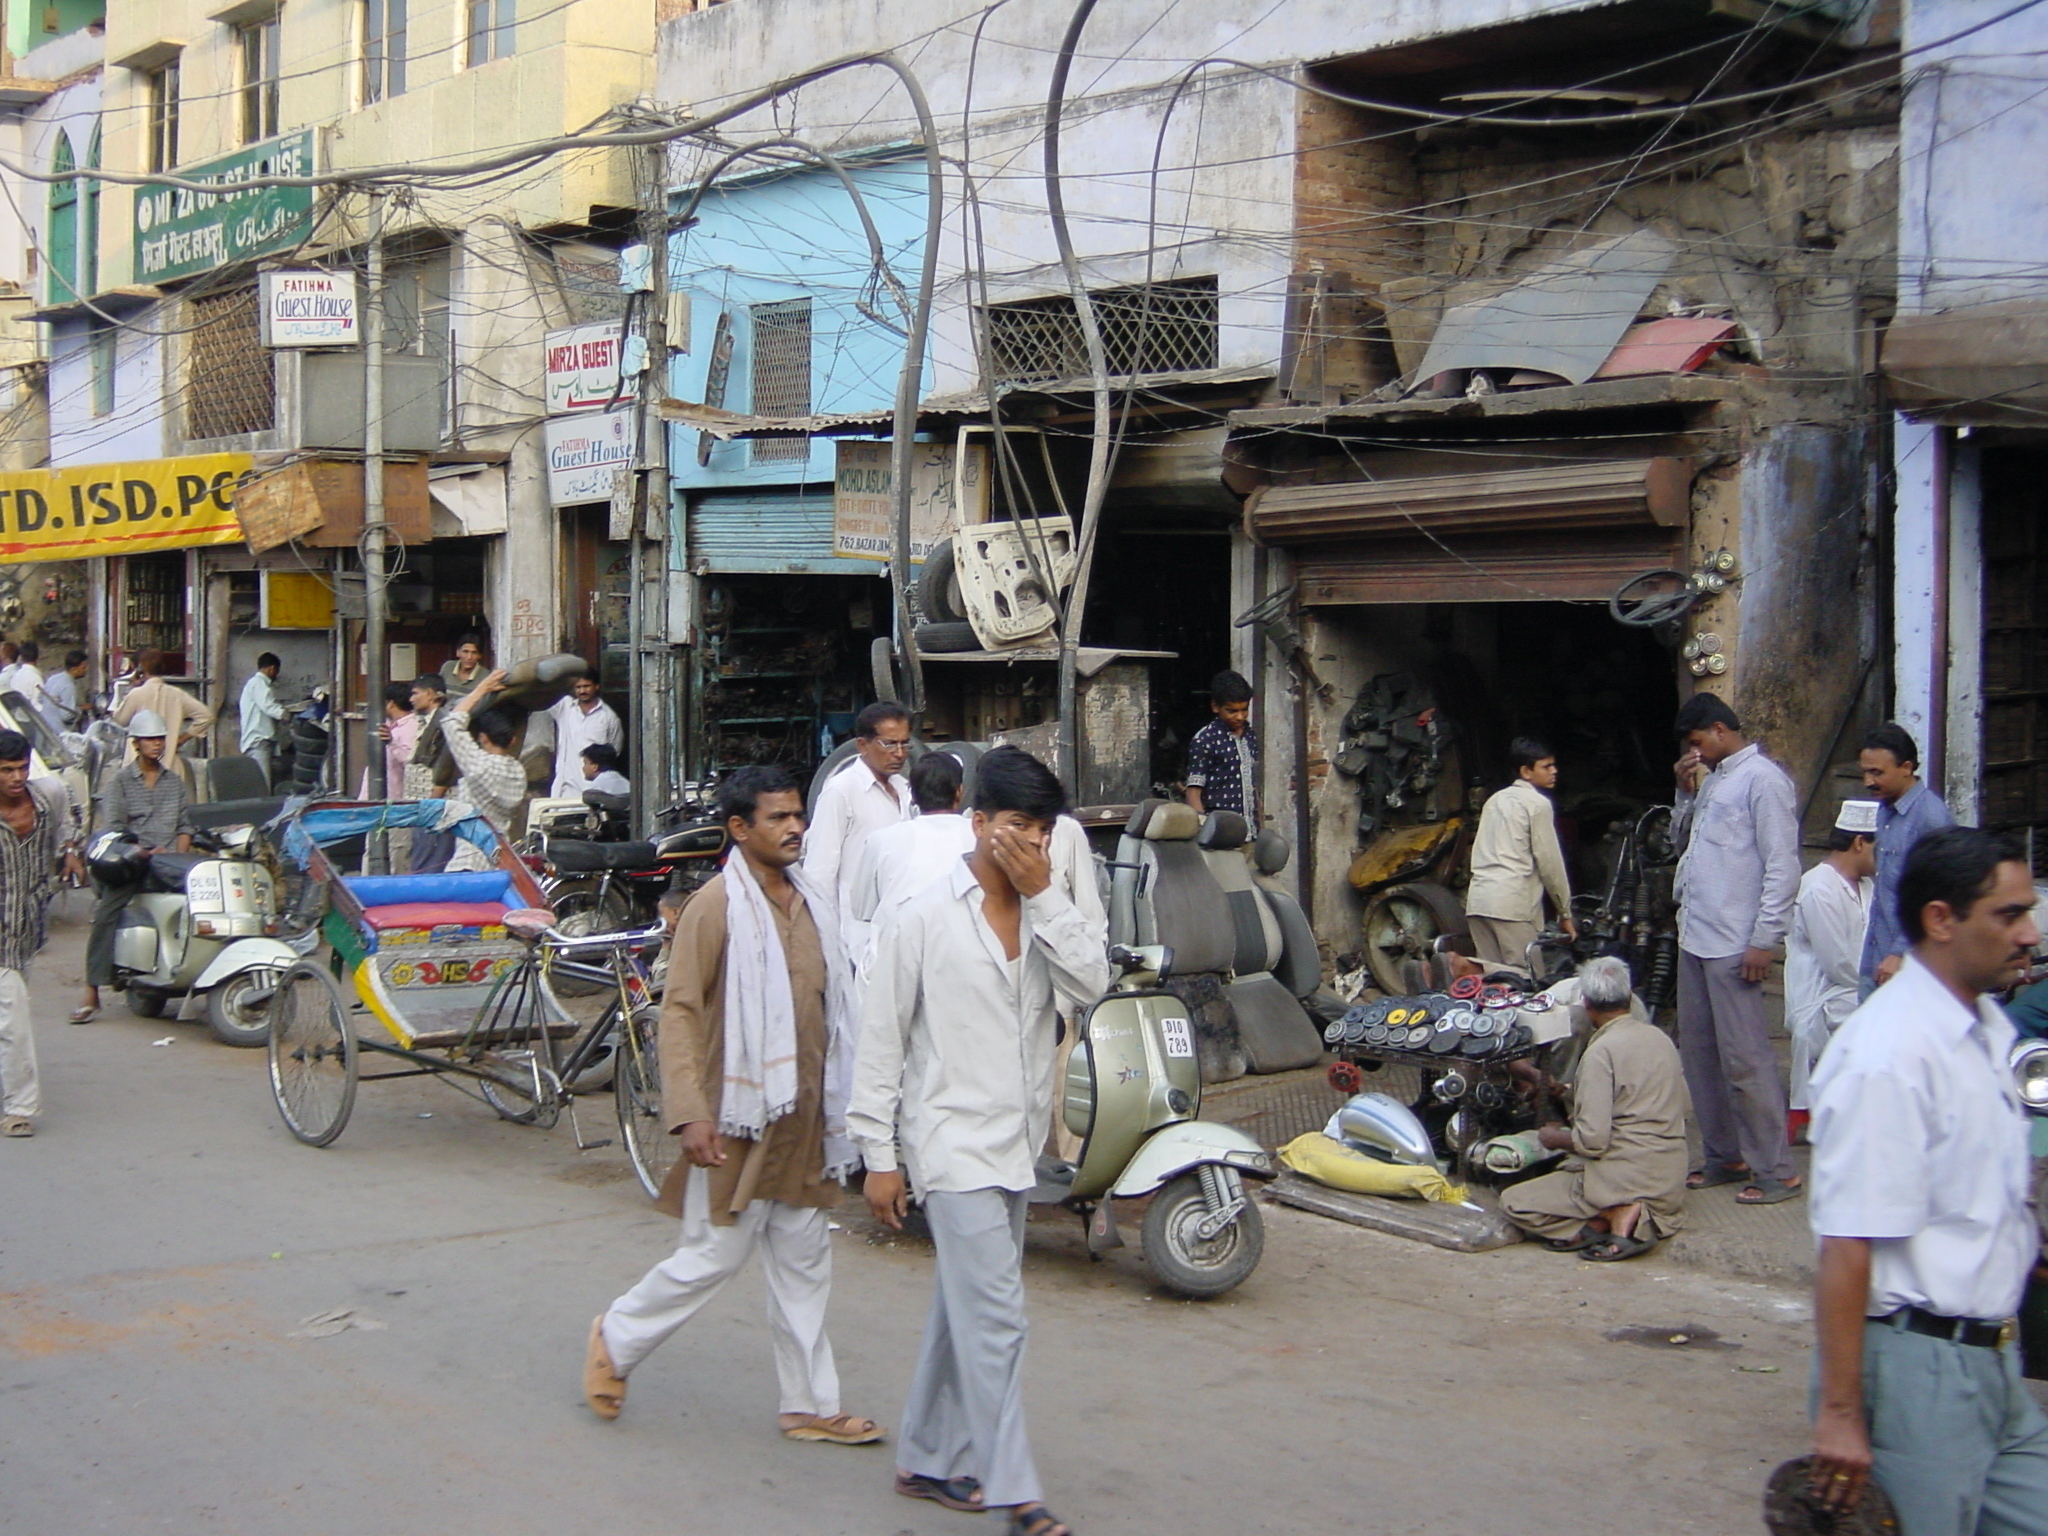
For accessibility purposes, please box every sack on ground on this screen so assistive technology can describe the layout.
[1279,1132,1467,1203]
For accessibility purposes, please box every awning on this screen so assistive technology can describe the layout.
[1249,458,1692,543]
[685,491,879,576]
[1294,529,1680,605]
[1883,300,2048,424]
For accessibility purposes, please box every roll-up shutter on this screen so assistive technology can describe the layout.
[684,491,876,576]
[1252,457,1692,605]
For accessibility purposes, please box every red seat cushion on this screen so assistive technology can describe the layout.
[361,901,510,931]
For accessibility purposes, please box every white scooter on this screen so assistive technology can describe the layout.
[94,823,303,1047]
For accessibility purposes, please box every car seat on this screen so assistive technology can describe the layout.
[1194,812,1323,1072]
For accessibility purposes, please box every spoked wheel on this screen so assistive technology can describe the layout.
[547,884,632,997]
[615,1004,674,1199]
[479,1050,563,1129]
[267,962,359,1147]
[1141,1169,1264,1299]
[1361,881,1467,996]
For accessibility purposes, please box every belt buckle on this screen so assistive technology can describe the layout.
[1998,1318,2017,1350]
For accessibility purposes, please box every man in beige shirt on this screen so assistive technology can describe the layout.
[111,649,215,792]
[1464,736,1575,973]
[583,764,882,1449]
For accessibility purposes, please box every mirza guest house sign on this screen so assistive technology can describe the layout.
[133,130,318,285]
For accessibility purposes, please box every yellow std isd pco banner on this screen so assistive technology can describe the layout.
[0,453,254,565]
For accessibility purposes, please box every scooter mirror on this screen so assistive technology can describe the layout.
[2013,1039,2048,1114]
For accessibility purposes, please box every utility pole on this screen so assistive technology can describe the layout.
[362,188,391,872]
[634,140,673,823]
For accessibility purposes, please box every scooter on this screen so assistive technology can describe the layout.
[96,823,303,1047]
[1029,944,1279,1298]
[529,785,727,936]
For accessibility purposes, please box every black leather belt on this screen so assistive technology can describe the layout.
[1884,1305,2014,1350]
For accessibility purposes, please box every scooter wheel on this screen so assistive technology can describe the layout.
[1142,1170,1264,1299]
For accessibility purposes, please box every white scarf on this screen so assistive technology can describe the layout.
[719,849,859,1180]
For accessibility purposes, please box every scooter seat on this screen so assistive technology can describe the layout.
[144,852,207,892]
[548,839,658,873]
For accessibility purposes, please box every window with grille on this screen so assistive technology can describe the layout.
[749,299,811,465]
[364,0,408,102]
[237,17,280,143]
[146,60,180,173]
[186,289,275,440]
[982,276,1220,386]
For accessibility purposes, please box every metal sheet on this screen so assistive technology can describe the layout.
[1413,230,1675,387]
[1295,529,1680,605]
[1250,458,1692,543]
[684,491,879,576]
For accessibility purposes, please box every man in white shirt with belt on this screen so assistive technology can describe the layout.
[804,702,912,954]
[854,746,1109,1536]
[545,674,624,800]
[1465,736,1576,973]
[1808,826,2048,1534]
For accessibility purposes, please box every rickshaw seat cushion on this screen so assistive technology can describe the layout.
[345,871,513,907]
[360,900,510,931]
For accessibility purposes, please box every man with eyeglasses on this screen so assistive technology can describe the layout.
[804,702,913,966]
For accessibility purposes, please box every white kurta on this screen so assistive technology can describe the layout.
[545,697,625,799]
[1785,861,1871,1110]
[846,813,977,974]
[802,758,911,954]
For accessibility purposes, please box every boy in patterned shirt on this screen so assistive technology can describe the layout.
[1183,669,1257,822]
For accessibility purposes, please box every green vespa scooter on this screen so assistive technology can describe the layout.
[1030,944,1279,1298]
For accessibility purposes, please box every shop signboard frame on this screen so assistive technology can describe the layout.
[832,440,988,564]
[544,321,626,415]
[133,130,318,286]
[545,407,636,507]
[0,454,253,564]
[260,269,359,346]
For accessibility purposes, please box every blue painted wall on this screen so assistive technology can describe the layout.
[666,158,928,495]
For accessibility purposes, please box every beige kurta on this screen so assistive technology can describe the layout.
[1502,1013,1692,1240]
[114,676,216,789]
[650,871,839,1225]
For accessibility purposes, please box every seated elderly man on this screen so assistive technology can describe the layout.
[1501,956,1692,1262]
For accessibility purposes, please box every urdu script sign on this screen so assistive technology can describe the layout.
[132,130,318,285]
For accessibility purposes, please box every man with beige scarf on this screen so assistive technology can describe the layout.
[582,763,883,1448]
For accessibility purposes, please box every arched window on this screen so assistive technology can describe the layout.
[46,131,77,305]
[81,125,100,297]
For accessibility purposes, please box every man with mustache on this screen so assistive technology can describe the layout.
[583,764,882,1449]
[1806,826,2048,1533]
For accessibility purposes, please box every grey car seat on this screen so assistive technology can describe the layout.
[1195,812,1323,1072]
[1108,798,1236,975]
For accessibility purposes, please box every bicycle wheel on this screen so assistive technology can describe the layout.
[615,1003,675,1200]
[267,961,359,1147]
[479,1050,563,1129]
[469,951,565,1129]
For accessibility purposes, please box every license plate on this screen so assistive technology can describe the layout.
[1161,1016,1195,1059]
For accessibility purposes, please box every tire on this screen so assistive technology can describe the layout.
[125,986,168,1018]
[480,1052,562,1128]
[870,636,898,704]
[267,962,358,1147]
[615,1004,676,1201]
[912,620,979,654]
[918,538,966,623]
[205,967,280,1048]
[547,883,633,997]
[1360,880,1467,998]
[1141,1169,1264,1299]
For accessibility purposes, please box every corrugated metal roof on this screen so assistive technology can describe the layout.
[684,491,880,577]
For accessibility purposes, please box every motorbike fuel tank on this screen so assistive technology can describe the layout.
[1328,1092,1436,1167]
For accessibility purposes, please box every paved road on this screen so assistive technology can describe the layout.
[2,900,1816,1535]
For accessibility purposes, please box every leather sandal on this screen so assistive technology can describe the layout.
[782,1413,884,1445]
[1687,1161,1749,1189]
[1737,1176,1804,1205]
[895,1472,983,1512]
[1010,1505,1074,1536]
[583,1315,625,1420]
[2,1115,32,1137]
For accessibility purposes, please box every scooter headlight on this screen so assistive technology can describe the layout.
[2012,1039,2048,1113]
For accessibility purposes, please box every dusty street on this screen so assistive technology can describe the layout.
[2,898,1816,1536]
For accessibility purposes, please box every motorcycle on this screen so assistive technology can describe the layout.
[1028,944,1279,1298]
[90,822,304,1047]
[528,784,727,936]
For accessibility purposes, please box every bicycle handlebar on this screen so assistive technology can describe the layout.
[538,921,668,953]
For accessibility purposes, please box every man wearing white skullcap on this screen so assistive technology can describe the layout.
[1785,800,1877,1141]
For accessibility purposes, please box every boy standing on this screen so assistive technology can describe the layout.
[1465,737,1576,972]
[1183,670,1257,821]
[854,747,1110,1536]
[1785,800,1876,1139]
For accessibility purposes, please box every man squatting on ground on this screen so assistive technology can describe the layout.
[582,764,884,1448]
[1807,826,2048,1535]
[854,745,1110,1536]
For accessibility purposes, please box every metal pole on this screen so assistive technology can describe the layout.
[634,143,673,829]
[363,189,390,871]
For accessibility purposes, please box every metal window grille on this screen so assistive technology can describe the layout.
[749,299,812,465]
[982,277,1219,386]
[186,289,275,440]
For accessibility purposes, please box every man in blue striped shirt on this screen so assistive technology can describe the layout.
[1857,724,1955,991]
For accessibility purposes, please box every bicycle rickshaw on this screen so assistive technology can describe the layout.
[262,800,679,1198]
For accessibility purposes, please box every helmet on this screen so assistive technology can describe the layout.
[125,709,169,739]
[86,829,147,885]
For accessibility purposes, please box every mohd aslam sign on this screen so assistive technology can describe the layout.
[0,454,253,564]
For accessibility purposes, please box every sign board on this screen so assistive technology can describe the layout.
[833,440,989,564]
[545,407,635,507]
[133,129,318,285]
[0,453,253,565]
[544,321,625,415]
[260,569,335,629]
[260,270,358,347]
[235,458,432,551]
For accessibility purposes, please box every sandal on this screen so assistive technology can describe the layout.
[895,1472,983,1512]
[783,1413,884,1445]
[67,1006,98,1025]
[2,1115,32,1137]
[1737,1176,1804,1205]
[1581,1231,1657,1262]
[1010,1506,1073,1536]
[1543,1224,1605,1253]
[583,1315,626,1420]
[1687,1162,1749,1190]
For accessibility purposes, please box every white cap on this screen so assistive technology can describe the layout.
[125,708,169,739]
[1835,799,1880,836]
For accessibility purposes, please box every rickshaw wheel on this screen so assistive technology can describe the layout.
[615,1004,675,1200]
[480,1053,562,1129]
[268,961,359,1147]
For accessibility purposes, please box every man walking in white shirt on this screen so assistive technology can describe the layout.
[1465,737,1576,973]
[1807,826,2048,1534]
[854,747,1109,1536]
[845,751,974,974]
[545,674,624,800]
[1785,800,1876,1141]
[238,653,288,787]
[805,702,913,951]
